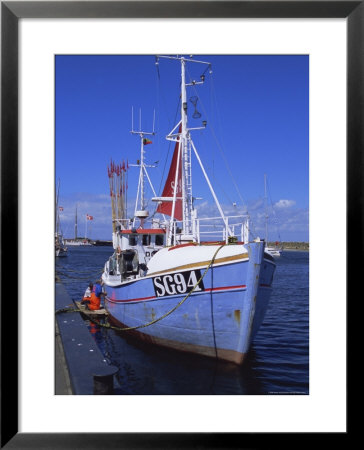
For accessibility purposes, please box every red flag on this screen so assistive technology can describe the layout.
[86,214,93,221]
[156,125,182,220]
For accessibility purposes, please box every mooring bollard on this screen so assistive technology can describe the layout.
[93,365,119,395]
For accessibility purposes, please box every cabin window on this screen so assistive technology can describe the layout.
[142,234,151,245]
[129,235,137,246]
[155,234,164,246]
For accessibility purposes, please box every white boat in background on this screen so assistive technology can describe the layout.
[102,56,276,365]
[264,174,283,258]
[265,245,282,258]
[64,206,93,246]
[65,239,93,246]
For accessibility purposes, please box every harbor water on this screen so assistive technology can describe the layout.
[56,247,309,395]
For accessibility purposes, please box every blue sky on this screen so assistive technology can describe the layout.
[56,55,309,241]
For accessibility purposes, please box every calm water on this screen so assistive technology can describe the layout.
[56,247,309,395]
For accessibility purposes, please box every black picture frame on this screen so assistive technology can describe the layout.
[1,1,355,448]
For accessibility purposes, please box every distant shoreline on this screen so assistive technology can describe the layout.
[268,242,309,252]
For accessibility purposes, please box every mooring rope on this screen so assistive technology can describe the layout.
[56,244,225,332]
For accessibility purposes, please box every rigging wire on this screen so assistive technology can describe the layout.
[154,58,182,197]
[156,96,181,197]
[186,64,261,240]
[154,58,173,201]
[209,73,248,211]
[154,57,259,240]
[186,65,248,212]
[184,65,247,212]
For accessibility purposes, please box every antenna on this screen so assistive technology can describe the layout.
[130,109,157,225]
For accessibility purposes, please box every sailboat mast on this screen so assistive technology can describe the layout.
[264,174,268,243]
[75,205,78,240]
[56,179,60,236]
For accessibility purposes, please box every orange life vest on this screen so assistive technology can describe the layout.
[88,292,101,310]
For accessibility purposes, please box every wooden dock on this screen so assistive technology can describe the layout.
[55,282,118,394]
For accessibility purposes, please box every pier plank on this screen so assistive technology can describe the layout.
[55,283,117,395]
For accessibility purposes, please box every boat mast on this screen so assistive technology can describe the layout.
[130,108,156,226]
[158,55,233,242]
[180,58,193,236]
[173,56,207,237]
[56,179,60,237]
[264,174,268,243]
[75,205,78,240]
[181,57,233,239]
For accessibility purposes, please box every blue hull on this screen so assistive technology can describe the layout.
[104,242,275,364]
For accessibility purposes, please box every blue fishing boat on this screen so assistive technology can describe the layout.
[102,56,276,364]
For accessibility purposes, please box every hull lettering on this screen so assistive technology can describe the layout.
[153,270,204,297]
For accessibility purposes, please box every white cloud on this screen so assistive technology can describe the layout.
[274,199,296,209]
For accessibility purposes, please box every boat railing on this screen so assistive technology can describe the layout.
[112,215,250,246]
[194,215,250,244]
[113,218,169,231]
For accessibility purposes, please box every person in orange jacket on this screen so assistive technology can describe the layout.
[88,280,106,311]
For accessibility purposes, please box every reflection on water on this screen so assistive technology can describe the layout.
[97,325,266,395]
[56,247,309,395]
